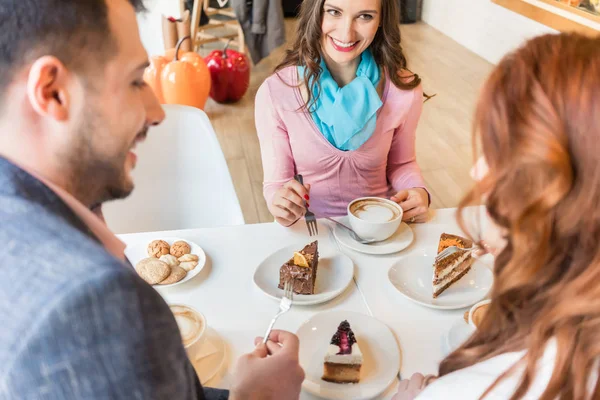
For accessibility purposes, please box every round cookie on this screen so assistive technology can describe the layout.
[180,260,199,272]
[170,241,191,258]
[136,258,171,285]
[159,265,187,285]
[159,254,180,268]
[148,240,170,258]
[178,254,199,263]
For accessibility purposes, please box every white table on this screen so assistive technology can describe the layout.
[331,209,466,377]
[120,208,468,399]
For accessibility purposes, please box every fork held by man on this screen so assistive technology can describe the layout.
[262,279,294,344]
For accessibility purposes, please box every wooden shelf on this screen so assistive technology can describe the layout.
[492,0,600,36]
[538,0,600,23]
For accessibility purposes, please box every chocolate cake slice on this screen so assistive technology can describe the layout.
[278,241,319,295]
[432,233,474,298]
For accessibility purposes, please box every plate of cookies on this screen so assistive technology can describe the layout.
[127,238,206,288]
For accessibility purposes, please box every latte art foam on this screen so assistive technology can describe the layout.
[350,200,401,223]
[171,305,204,346]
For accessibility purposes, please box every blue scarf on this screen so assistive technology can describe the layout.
[299,50,382,151]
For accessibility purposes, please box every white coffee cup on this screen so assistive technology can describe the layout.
[347,197,403,241]
[468,299,491,329]
[170,304,207,361]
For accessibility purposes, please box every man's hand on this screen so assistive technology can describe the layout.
[229,330,305,400]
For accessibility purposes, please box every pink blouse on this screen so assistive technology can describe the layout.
[255,66,427,217]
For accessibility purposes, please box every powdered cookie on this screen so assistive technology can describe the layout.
[148,240,170,258]
[159,254,180,268]
[159,265,187,285]
[136,258,170,285]
[178,254,199,263]
[170,241,191,258]
[180,260,199,272]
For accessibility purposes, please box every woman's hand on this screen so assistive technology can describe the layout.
[391,188,429,223]
[269,180,311,227]
[392,373,437,400]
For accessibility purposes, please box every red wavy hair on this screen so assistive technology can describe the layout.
[439,32,600,399]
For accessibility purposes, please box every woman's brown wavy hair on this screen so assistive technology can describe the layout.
[274,0,422,110]
[440,33,600,399]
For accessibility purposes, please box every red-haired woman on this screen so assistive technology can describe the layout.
[394,32,600,400]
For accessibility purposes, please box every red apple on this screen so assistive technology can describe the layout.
[205,42,250,103]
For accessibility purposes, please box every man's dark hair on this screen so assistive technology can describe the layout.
[0,0,145,100]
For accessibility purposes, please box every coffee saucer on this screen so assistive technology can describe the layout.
[442,317,475,357]
[191,327,228,385]
[332,217,414,255]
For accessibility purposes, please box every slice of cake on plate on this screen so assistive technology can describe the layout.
[278,241,319,295]
[433,233,475,298]
[322,320,363,384]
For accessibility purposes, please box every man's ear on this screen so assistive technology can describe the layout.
[27,56,71,122]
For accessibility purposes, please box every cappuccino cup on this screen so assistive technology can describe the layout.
[170,304,207,361]
[347,197,403,241]
[468,299,491,329]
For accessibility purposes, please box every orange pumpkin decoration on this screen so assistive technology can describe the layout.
[144,36,211,110]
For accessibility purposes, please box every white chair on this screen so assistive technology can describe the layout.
[103,104,245,234]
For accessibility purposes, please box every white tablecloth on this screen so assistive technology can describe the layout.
[119,208,468,399]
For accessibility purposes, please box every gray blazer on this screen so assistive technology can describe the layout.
[0,157,227,400]
[232,0,286,64]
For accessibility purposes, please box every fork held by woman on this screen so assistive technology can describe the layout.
[294,174,318,236]
[435,245,477,262]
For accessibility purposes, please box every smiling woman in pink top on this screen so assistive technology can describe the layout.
[255,0,430,227]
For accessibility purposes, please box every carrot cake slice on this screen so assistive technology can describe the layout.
[433,233,474,298]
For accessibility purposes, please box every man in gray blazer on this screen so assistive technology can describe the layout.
[0,0,304,399]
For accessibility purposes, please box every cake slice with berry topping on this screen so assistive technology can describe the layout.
[322,320,363,384]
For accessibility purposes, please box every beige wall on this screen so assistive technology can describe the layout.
[421,0,555,64]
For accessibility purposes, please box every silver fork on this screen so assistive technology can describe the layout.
[294,174,318,236]
[435,245,477,262]
[262,279,294,344]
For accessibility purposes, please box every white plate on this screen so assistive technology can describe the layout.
[332,217,414,255]
[253,242,354,306]
[443,318,475,357]
[124,237,207,288]
[297,311,400,400]
[388,249,493,310]
[192,327,227,385]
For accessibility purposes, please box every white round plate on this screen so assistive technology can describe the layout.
[443,318,475,357]
[191,327,227,385]
[125,237,207,288]
[297,311,400,400]
[388,250,493,310]
[332,217,414,255]
[253,242,354,306]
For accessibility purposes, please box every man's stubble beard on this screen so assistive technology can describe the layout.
[61,105,134,208]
